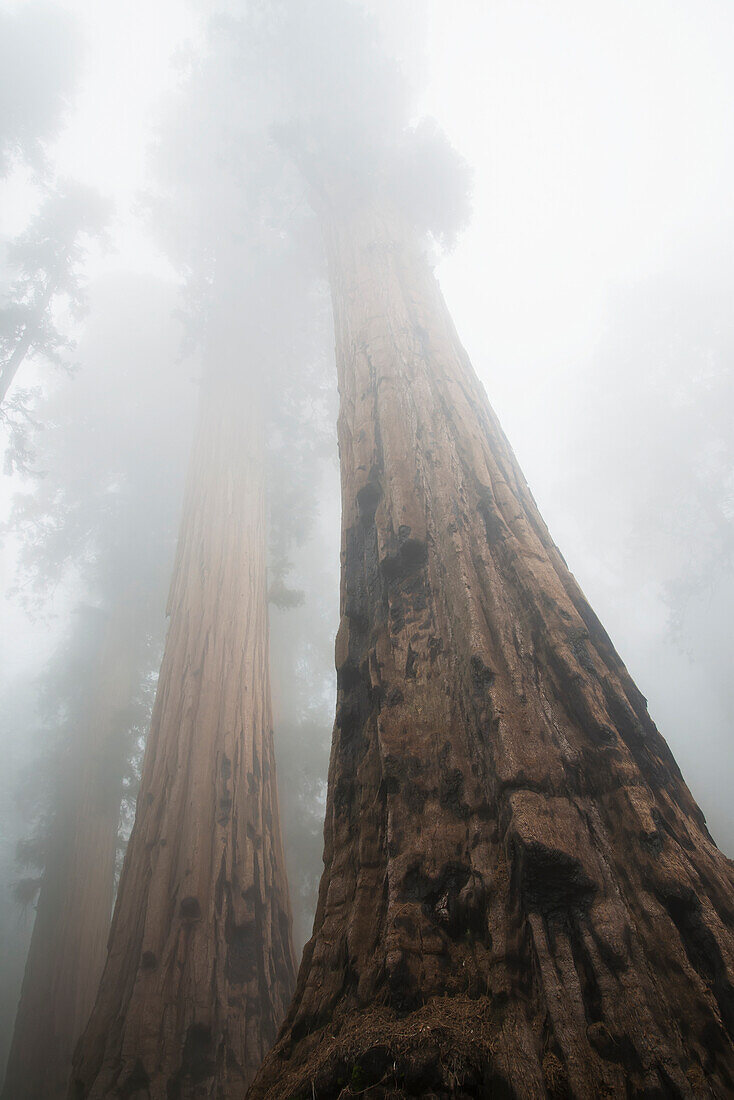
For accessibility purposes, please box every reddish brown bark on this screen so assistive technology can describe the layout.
[250,204,734,1098]
[69,374,296,1099]
[2,603,138,1100]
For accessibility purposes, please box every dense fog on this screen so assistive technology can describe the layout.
[1,0,732,1092]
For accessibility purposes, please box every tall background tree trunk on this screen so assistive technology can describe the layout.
[69,369,296,1099]
[2,601,139,1100]
[251,204,734,1098]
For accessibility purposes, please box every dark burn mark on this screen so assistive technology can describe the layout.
[182,1024,214,1081]
[439,767,470,819]
[591,925,628,975]
[641,810,664,856]
[278,908,291,959]
[140,950,157,971]
[414,322,430,352]
[590,1028,644,1078]
[226,920,258,985]
[389,570,429,635]
[389,602,406,635]
[514,839,596,920]
[179,896,201,920]
[405,644,417,679]
[661,886,734,1039]
[470,654,494,690]
[603,691,647,749]
[380,774,401,796]
[601,680,684,795]
[356,481,381,525]
[381,537,428,584]
[511,836,611,1025]
[568,919,603,1023]
[394,913,417,937]
[400,861,489,941]
[485,1071,517,1099]
[120,1059,150,1099]
[568,628,595,674]
[477,486,507,545]
[336,658,362,693]
[343,519,381,631]
[215,854,226,915]
[387,951,420,1013]
[218,751,233,825]
[386,752,423,780]
[404,779,428,814]
[381,757,426,814]
[335,676,369,763]
[334,777,355,818]
[336,525,380,754]
[588,724,617,747]
[166,1024,215,1098]
[241,882,258,905]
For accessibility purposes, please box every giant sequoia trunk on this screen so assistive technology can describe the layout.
[2,603,139,1100]
[250,204,734,1098]
[69,372,296,1099]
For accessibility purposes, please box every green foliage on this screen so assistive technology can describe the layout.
[0,180,111,467]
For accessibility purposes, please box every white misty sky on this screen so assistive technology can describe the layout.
[1,0,732,843]
[426,0,734,370]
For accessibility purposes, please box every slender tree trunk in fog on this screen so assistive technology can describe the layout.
[69,370,296,1099]
[251,204,734,1098]
[2,603,138,1100]
[0,324,37,405]
[0,279,56,406]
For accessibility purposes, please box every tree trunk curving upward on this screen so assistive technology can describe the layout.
[69,373,296,1099]
[250,205,734,1099]
[2,603,138,1100]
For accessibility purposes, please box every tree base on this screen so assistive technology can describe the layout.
[252,996,552,1099]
